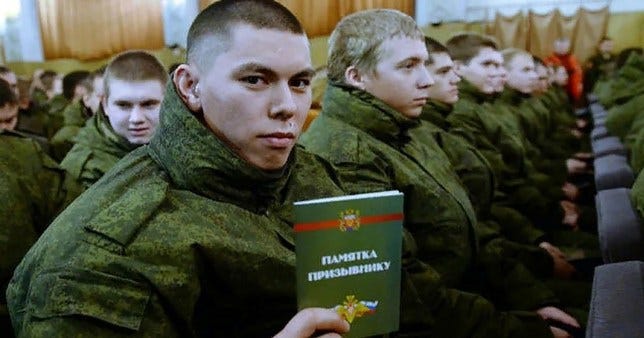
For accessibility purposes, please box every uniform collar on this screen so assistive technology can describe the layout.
[321,83,420,146]
[75,107,138,157]
[147,81,293,212]
[498,87,530,106]
[420,100,453,130]
[457,80,496,104]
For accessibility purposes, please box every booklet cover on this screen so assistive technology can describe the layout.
[294,190,404,338]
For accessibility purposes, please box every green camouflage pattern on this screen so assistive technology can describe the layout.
[596,53,644,108]
[447,81,564,229]
[7,82,352,337]
[605,94,644,144]
[496,89,568,185]
[420,100,547,244]
[50,101,93,162]
[16,104,51,139]
[420,100,553,277]
[632,169,644,220]
[300,83,557,337]
[584,52,617,94]
[59,106,137,198]
[0,130,70,336]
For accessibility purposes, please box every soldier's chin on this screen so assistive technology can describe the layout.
[128,135,151,145]
[255,151,292,171]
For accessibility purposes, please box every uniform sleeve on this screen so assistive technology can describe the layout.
[13,269,180,337]
[399,230,554,338]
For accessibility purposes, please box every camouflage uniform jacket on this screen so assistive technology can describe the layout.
[597,53,644,108]
[59,107,137,197]
[0,130,69,334]
[7,82,352,337]
[584,52,617,94]
[16,104,50,139]
[45,95,69,139]
[50,101,93,161]
[496,89,568,186]
[448,82,564,229]
[420,100,552,277]
[605,93,644,145]
[300,84,557,337]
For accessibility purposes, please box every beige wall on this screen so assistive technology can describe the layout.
[605,11,644,53]
[7,48,185,78]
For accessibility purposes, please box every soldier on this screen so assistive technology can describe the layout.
[300,9,577,338]
[545,38,583,106]
[50,69,105,161]
[0,130,70,337]
[59,51,166,196]
[420,37,578,282]
[30,70,61,110]
[0,78,19,131]
[584,36,616,94]
[7,1,354,336]
[0,66,19,98]
[15,76,51,139]
[500,49,585,188]
[445,33,580,233]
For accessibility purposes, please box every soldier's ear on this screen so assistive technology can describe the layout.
[101,96,109,116]
[173,64,202,113]
[345,66,366,90]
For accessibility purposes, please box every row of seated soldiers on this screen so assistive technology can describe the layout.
[0,66,104,162]
[594,49,644,173]
[0,6,642,335]
[592,47,644,224]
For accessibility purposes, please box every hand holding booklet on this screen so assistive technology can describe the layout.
[294,190,404,338]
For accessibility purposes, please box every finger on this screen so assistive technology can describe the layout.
[552,312,581,328]
[550,326,572,338]
[278,308,350,338]
[316,334,343,338]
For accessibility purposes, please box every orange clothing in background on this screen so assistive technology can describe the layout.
[546,53,584,104]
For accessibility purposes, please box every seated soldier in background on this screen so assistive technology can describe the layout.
[545,37,583,106]
[8,1,352,336]
[60,51,166,197]
[30,70,61,109]
[0,134,69,338]
[420,37,579,283]
[500,49,584,190]
[446,33,580,234]
[50,69,104,161]
[16,77,51,139]
[0,79,19,131]
[0,66,19,98]
[1,67,52,148]
[584,36,616,95]
[501,50,601,235]
[300,9,577,338]
[46,71,91,148]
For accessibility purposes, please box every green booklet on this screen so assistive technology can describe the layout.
[294,190,403,338]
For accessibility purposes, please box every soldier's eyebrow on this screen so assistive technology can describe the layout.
[292,68,315,81]
[231,62,314,81]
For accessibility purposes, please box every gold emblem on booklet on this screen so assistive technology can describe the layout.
[334,295,378,323]
[339,209,360,231]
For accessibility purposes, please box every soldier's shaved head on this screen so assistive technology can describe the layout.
[446,33,498,65]
[187,0,304,72]
[103,51,167,99]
